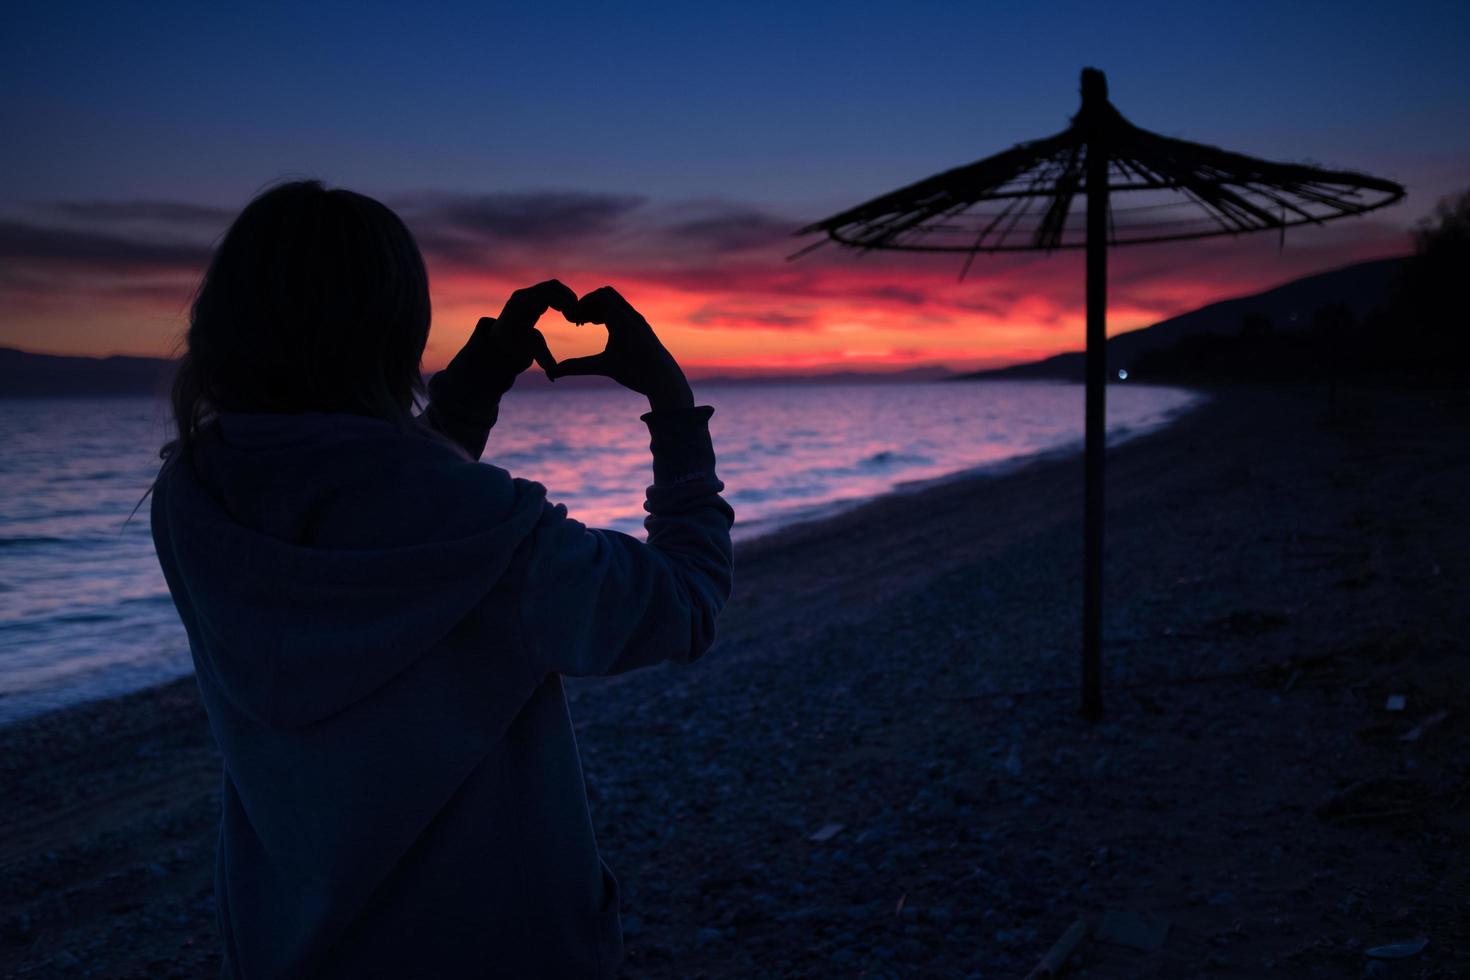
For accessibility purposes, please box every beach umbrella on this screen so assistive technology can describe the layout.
[796,68,1404,722]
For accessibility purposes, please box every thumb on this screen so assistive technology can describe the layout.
[529,329,557,379]
[548,352,614,379]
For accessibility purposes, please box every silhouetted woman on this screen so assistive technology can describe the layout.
[150,180,734,978]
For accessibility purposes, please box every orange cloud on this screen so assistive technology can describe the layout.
[0,193,1412,375]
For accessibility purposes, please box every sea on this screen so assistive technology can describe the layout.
[0,380,1199,725]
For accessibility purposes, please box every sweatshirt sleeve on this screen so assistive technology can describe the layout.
[517,405,735,679]
[416,324,521,461]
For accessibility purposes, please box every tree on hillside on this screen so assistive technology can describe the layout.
[1395,188,1470,379]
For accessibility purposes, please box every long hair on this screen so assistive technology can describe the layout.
[162,180,432,463]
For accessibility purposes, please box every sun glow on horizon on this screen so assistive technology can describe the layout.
[0,199,1412,376]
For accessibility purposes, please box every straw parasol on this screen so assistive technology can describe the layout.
[796,68,1404,721]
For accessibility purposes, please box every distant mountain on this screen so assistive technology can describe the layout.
[0,347,176,397]
[512,365,957,388]
[956,255,1409,382]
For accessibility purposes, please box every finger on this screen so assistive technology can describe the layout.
[568,286,640,331]
[517,279,576,315]
[503,280,577,327]
[536,279,578,313]
[566,286,617,323]
[548,352,613,379]
[529,329,557,378]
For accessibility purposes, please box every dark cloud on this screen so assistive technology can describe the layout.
[384,190,649,270]
[686,304,817,329]
[398,190,646,256]
[41,200,236,228]
[860,285,927,306]
[951,296,1011,317]
[0,190,654,302]
[0,220,210,272]
[2,186,1411,360]
[90,280,198,305]
[443,191,644,239]
[644,263,987,310]
[663,205,798,253]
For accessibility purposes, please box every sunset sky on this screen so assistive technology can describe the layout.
[2,1,1466,376]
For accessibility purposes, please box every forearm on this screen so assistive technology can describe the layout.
[418,281,571,457]
[520,404,734,677]
[645,375,695,413]
[640,405,735,659]
[417,352,518,461]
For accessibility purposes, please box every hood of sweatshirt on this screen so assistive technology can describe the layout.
[151,411,547,729]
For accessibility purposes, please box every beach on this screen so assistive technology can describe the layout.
[2,384,1467,978]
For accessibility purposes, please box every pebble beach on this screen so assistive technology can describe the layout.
[2,384,1467,979]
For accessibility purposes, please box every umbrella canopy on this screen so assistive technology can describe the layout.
[797,69,1404,260]
[796,68,1404,722]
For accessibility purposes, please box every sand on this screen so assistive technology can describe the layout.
[2,384,1467,979]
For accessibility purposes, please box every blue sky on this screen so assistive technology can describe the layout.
[5,0,1465,210]
[2,0,1466,366]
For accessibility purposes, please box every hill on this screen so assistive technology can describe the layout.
[957,255,1408,382]
[0,347,176,398]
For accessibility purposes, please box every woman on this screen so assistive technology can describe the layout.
[150,180,734,978]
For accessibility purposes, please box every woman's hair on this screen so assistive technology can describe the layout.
[163,179,432,461]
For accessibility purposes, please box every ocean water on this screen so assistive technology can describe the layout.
[0,381,1199,724]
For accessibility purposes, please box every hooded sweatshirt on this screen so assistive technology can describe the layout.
[150,367,734,979]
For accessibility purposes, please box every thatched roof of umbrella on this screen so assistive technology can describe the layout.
[797,69,1403,265]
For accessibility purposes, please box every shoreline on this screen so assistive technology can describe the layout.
[0,383,1204,727]
[731,385,1205,546]
[3,384,1467,977]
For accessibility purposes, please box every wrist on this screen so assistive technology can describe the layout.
[439,358,517,401]
[459,319,525,381]
[646,384,694,412]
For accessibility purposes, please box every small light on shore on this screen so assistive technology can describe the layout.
[1117,369,1129,380]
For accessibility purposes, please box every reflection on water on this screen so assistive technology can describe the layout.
[0,381,1197,723]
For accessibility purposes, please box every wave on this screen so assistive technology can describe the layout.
[0,534,73,548]
[860,450,934,469]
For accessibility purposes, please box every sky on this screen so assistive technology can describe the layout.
[2,0,1467,375]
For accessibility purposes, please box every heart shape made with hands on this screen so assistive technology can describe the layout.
[496,280,681,401]
[536,285,644,383]
[535,306,608,377]
[491,280,607,379]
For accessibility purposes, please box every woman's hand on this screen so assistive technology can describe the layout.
[548,286,694,411]
[467,279,579,381]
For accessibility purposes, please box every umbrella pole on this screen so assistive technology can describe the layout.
[1081,143,1107,723]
